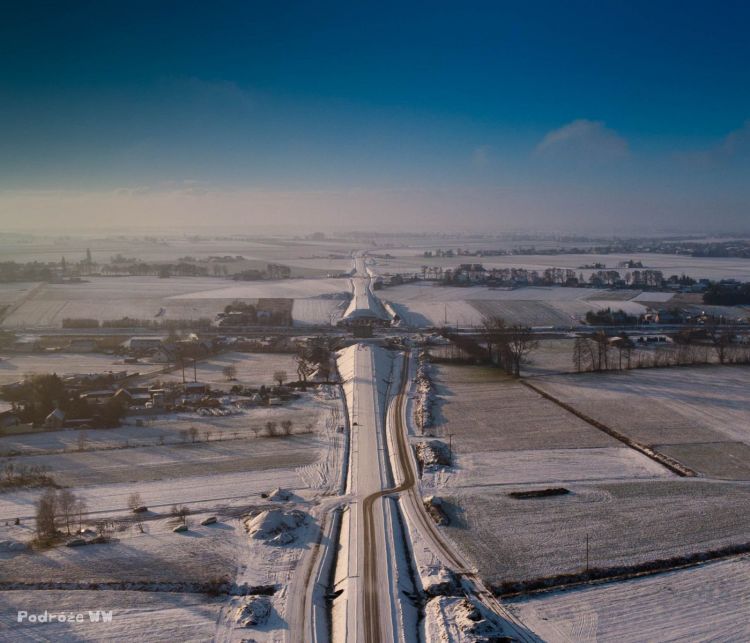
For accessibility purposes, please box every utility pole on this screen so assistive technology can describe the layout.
[586,532,589,572]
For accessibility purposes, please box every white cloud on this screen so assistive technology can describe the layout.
[471,145,492,167]
[720,120,750,157]
[535,119,629,161]
[675,120,750,168]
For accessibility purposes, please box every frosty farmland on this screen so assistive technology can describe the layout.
[0,233,749,643]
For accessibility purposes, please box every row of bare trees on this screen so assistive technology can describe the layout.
[480,317,539,377]
[573,330,750,373]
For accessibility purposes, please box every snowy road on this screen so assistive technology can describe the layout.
[332,344,407,642]
[342,253,390,323]
[294,253,540,642]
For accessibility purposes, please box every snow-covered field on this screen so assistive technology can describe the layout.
[0,282,39,306]
[369,251,750,282]
[169,277,349,300]
[1,275,350,328]
[0,400,326,456]
[0,353,157,386]
[534,366,750,478]
[0,378,346,642]
[0,590,222,642]
[292,297,347,326]
[442,480,750,585]
[521,339,578,376]
[156,351,298,388]
[423,363,750,587]
[3,434,323,487]
[0,235,355,267]
[382,283,650,328]
[423,447,671,490]
[427,365,618,452]
[506,555,750,642]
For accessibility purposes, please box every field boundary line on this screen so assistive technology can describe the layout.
[520,379,697,477]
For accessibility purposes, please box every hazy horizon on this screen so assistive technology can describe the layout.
[1,1,749,234]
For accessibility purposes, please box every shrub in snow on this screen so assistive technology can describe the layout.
[414,353,434,432]
[415,440,450,471]
[423,496,449,526]
[235,596,271,627]
[243,509,306,545]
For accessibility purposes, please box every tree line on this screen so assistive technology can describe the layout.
[572,329,750,373]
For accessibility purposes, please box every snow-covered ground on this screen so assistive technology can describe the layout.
[422,447,672,490]
[381,283,651,328]
[534,366,750,478]
[0,590,222,642]
[506,555,750,642]
[1,275,350,328]
[368,251,750,282]
[170,277,350,301]
[0,377,348,641]
[156,351,298,388]
[0,353,157,386]
[422,362,750,588]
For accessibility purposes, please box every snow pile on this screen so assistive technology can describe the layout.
[425,596,506,642]
[423,495,449,526]
[454,598,500,638]
[234,596,271,627]
[414,353,434,432]
[0,540,27,552]
[415,440,450,472]
[421,565,459,597]
[243,509,306,545]
[266,487,291,502]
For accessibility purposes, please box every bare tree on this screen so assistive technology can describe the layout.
[294,351,316,390]
[273,370,287,387]
[73,497,88,533]
[265,421,278,437]
[503,324,539,377]
[179,429,189,443]
[572,337,588,372]
[591,331,610,371]
[188,426,199,443]
[706,324,732,364]
[76,431,88,452]
[170,504,190,526]
[281,420,293,436]
[480,316,507,366]
[250,426,261,439]
[127,492,144,513]
[614,333,634,370]
[57,489,77,535]
[35,489,58,541]
[203,429,212,442]
[95,519,114,540]
[222,364,237,381]
[128,493,147,533]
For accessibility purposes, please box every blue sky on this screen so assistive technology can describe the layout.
[1,1,749,231]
